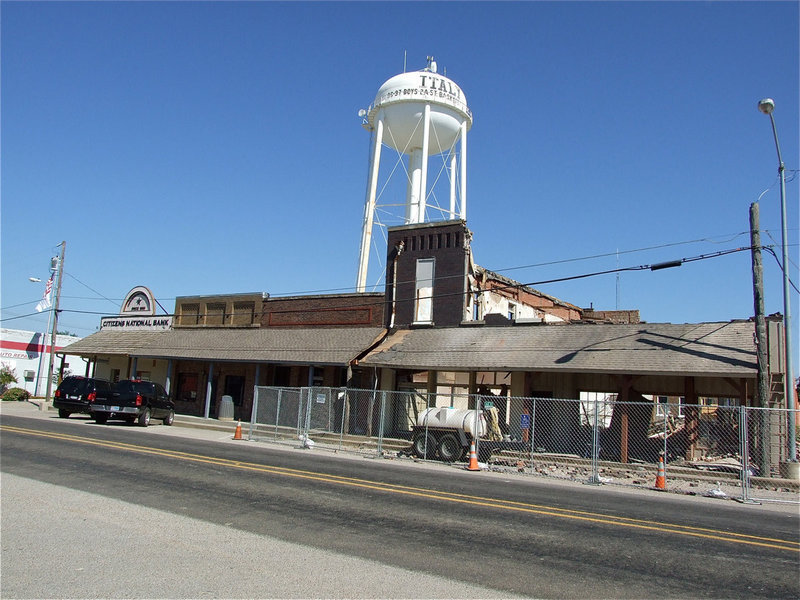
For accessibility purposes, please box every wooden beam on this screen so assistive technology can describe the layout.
[684,376,699,460]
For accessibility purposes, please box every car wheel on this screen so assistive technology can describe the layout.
[94,414,108,424]
[412,432,438,459]
[437,433,464,462]
[163,409,174,426]
[58,409,70,419]
[138,407,151,427]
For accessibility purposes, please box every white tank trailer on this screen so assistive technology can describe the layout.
[412,407,485,462]
[410,406,531,463]
[356,57,472,292]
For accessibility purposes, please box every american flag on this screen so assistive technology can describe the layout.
[36,274,54,312]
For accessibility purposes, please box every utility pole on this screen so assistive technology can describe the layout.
[44,241,66,405]
[750,203,770,474]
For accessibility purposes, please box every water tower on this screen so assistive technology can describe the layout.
[356,57,473,292]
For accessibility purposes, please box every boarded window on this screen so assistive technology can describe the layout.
[414,258,434,324]
[232,301,255,325]
[206,302,227,325]
[179,303,200,325]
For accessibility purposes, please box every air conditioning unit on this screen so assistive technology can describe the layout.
[23,370,35,380]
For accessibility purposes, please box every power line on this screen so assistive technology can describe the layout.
[63,271,121,308]
[2,244,763,322]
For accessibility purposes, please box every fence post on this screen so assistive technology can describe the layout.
[377,390,387,456]
[529,397,537,473]
[737,406,761,504]
[274,388,282,441]
[304,387,313,439]
[338,388,347,451]
[473,393,482,465]
[249,386,259,440]
[587,395,601,484]
[424,391,433,461]
[663,401,669,483]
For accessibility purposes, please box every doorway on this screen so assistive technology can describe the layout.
[224,375,245,420]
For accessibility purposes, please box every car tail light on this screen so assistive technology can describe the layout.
[87,391,96,402]
[135,394,143,406]
[54,389,62,398]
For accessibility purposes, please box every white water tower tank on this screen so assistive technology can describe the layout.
[368,69,471,155]
[356,57,472,293]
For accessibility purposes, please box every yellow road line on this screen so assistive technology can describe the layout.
[3,424,798,553]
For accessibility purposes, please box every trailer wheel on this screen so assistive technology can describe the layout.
[437,434,464,462]
[412,432,437,459]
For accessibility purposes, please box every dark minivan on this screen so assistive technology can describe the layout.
[53,376,113,418]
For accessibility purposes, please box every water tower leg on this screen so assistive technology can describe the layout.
[418,104,431,223]
[407,149,423,224]
[449,153,457,218]
[460,121,468,221]
[357,114,384,292]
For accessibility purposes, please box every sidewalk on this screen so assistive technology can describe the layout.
[3,399,799,507]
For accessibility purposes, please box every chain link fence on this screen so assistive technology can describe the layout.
[249,386,798,503]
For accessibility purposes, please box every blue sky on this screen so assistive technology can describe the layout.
[2,1,798,370]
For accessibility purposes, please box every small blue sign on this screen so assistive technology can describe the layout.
[520,413,531,429]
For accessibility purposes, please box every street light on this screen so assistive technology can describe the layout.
[758,98,796,463]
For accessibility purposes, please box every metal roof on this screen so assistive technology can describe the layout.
[62,327,387,366]
[358,321,757,378]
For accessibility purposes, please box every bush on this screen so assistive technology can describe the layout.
[0,364,18,394]
[2,387,31,402]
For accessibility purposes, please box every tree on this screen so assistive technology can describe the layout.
[0,364,18,394]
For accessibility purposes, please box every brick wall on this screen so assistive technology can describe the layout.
[260,293,384,328]
[387,221,470,328]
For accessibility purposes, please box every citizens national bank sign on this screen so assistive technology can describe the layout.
[100,286,172,331]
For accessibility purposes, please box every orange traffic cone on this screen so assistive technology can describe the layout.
[655,454,666,490]
[465,440,480,471]
[233,420,243,441]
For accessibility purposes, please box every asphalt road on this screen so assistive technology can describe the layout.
[2,406,798,599]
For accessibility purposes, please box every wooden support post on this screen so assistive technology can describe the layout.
[618,376,631,464]
[620,407,629,464]
[684,376,699,460]
[468,371,477,409]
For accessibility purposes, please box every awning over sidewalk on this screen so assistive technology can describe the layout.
[62,327,387,366]
[359,321,757,378]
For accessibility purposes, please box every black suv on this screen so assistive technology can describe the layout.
[53,376,113,418]
[90,379,175,427]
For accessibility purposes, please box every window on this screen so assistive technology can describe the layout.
[414,258,435,324]
[179,303,200,325]
[177,372,199,402]
[206,302,227,325]
[473,292,481,321]
[508,302,518,321]
[579,391,615,428]
[232,301,255,325]
[656,395,668,417]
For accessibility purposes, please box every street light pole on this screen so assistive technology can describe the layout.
[44,241,66,405]
[758,98,796,463]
